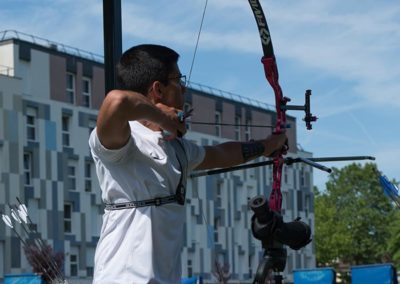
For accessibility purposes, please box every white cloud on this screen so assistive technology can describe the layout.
[1,0,103,52]
[1,0,399,185]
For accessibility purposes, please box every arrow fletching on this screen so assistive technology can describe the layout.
[17,204,28,224]
[11,209,22,224]
[2,214,14,229]
[379,174,400,208]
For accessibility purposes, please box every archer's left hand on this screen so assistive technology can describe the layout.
[263,133,288,157]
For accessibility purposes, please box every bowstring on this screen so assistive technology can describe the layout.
[188,0,208,83]
[187,0,216,261]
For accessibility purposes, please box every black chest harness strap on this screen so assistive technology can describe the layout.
[105,139,188,210]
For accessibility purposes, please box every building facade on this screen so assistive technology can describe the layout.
[0,31,315,283]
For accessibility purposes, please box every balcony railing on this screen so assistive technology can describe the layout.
[187,81,274,111]
[0,64,14,76]
[0,30,103,63]
[0,30,274,110]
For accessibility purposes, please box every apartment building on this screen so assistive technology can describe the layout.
[0,30,315,283]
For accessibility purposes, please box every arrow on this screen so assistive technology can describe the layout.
[2,213,14,229]
[10,208,22,224]
[378,173,400,208]
[14,198,66,282]
[17,203,28,224]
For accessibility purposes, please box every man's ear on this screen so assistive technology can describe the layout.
[148,81,163,102]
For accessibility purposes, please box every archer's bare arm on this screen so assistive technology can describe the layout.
[195,133,287,170]
[96,90,186,149]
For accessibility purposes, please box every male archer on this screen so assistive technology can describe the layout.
[89,44,286,283]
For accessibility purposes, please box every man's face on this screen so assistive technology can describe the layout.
[159,63,186,109]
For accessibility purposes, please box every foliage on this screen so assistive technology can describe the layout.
[388,210,400,269]
[314,163,397,268]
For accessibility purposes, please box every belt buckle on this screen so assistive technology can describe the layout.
[176,185,186,205]
[154,197,162,206]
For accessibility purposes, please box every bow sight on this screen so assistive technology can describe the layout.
[281,90,317,130]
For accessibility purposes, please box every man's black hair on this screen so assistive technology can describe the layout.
[116,44,179,94]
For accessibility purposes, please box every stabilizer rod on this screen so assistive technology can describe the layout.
[190,156,375,178]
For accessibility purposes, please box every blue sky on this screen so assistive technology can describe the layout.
[1,0,399,190]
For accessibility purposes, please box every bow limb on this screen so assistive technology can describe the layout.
[248,0,286,212]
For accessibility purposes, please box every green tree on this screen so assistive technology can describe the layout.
[388,209,400,269]
[315,163,396,267]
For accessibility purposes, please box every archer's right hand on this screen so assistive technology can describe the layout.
[155,103,187,139]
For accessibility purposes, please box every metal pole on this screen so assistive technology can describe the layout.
[103,0,122,94]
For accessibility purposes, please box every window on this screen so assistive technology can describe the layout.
[85,161,92,192]
[284,167,293,186]
[66,73,75,104]
[305,196,310,217]
[249,255,253,278]
[245,119,251,141]
[87,267,94,277]
[26,107,37,142]
[62,115,71,147]
[88,119,96,135]
[215,111,221,137]
[90,206,100,237]
[216,183,222,200]
[214,217,220,243]
[70,254,78,276]
[187,259,193,277]
[64,203,72,233]
[88,119,97,154]
[0,147,2,181]
[282,191,289,210]
[268,166,273,185]
[235,115,241,140]
[67,162,76,191]
[86,248,95,276]
[300,167,306,187]
[23,152,33,185]
[82,78,91,107]
[284,166,288,184]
